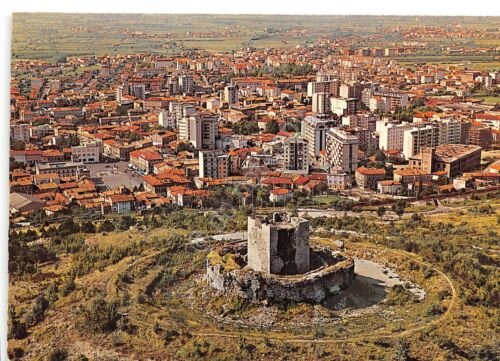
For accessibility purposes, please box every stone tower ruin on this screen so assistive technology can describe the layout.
[247,213,310,275]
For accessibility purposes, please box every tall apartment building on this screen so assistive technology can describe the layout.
[10,124,30,143]
[199,150,229,178]
[158,110,176,129]
[330,97,358,117]
[367,89,408,111]
[130,84,146,99]
[339,82,364,99]
[179,75,194,95]
[438,119,469,145]
[301,116,330,159]
[342,113,377,131]
[469,123,493,149]
[223,85,239,105]
[176,104,198,141]
[283,137,309,174]
[307,79,340,97]
[326,128,359,173]
[403,125,440,160]
[311,92,331,114]
[183,112,218,150]
[377,121,415,151]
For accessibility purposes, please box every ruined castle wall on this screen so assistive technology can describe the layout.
[207,258,355,304]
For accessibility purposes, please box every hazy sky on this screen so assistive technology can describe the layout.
[4,0,500,16]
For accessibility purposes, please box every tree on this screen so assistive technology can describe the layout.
[376,206,386,219]
[81,221,96,233]
[255,187,269,207]
[98,220,115,233]
[59,218,80,236]
[118,215,135,231]
[9,157,25,171]
[264,119,280,134]
[177,142,190,153]
[232,120,259,135]
[81,297,121,333]
[374,150,386,162]
[8,306,27,340]
[11,140,26,151]
[392,200,406,219]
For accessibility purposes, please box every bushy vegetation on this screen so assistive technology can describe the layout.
[79,297,122,333]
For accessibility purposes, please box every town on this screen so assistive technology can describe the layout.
[7,13,500,361]
[9,41,500,219]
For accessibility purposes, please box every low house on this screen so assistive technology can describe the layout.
[269,188,292,203]
[377,180,403,195]
[104,194,135,214]
[355,167,386,190]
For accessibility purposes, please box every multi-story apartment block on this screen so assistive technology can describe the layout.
[355,167,386,189]
[223,85,239,105]
[330,97,358,117]
[403,125,440,160]
[307,79,340,97]
[438,119,469,145]
[10,124,30,143]
[30,124,54,139]
[179,75,194,95]
[370,89,408,111]
[172,102,196,135]
[199,150,229,178]
[326,128,359,173]
[129,150,163,174]
[283,137,308,174]
[311,92,331,114]
[301,116,330,159]
[469,123,493,149]
[342,113,377,131]
[377,121,415,151]
[188,112,219,150]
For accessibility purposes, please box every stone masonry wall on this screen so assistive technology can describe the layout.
[207,256,355,304]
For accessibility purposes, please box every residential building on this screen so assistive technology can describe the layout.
[283,137,309,174]
[311,92,330,114]
[129,150,163,174]
[403,125,440,160]
[355,167,386,189]
[10,124,30,143]
[71,142,102,163]
[377,121,415,151]
[188,112,219,150]
[223,85,239,105]
[330,97,358,117]
[301,116,329,159]
[326,127,359,173]
[327,166,349,190]
[377,180,403,195]
[199,150,229,178]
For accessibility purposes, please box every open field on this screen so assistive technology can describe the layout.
[11,14,500,62]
